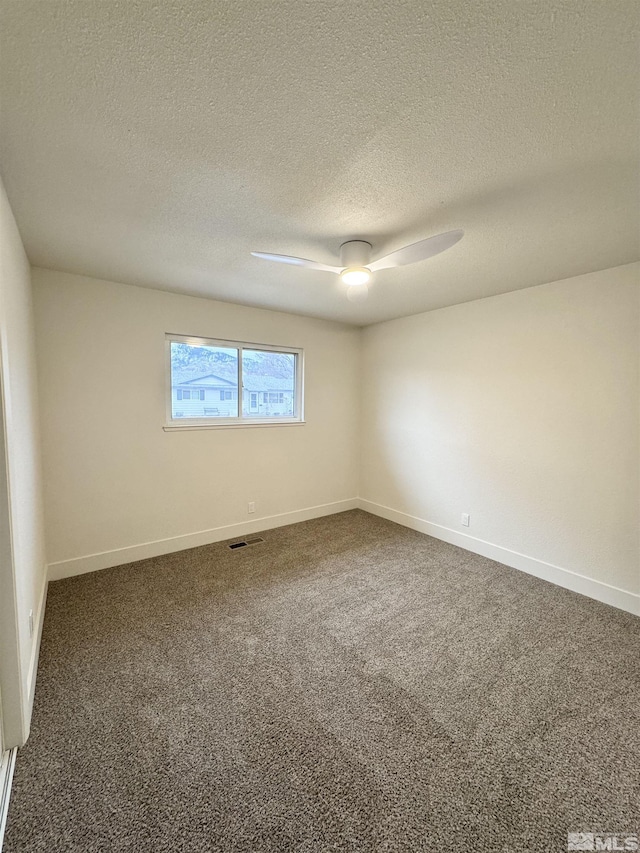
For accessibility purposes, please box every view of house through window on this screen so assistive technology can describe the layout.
[167,335,302,425]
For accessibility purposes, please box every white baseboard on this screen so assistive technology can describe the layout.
[358,499,640,617]
[27,576,47,717]
[44,496,640,614]
[0,747,17,850]
[47,498,360,581]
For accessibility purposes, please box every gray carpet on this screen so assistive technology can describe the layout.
[5,510,639,852]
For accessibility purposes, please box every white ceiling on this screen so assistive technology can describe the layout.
[0,1,638,326]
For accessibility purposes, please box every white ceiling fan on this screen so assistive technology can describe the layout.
[251,229,463,300]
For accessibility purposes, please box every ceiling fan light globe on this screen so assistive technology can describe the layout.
[340,267,371,287]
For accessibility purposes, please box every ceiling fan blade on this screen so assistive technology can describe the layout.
[369,229,464,272]
[346,283,369,303]
[251,252,340,274]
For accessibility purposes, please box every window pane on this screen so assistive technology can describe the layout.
[242,350,296,418]
[170,341,238,418]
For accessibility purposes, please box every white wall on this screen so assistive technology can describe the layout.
[361,264,640,614]
[0,179,47,746]
[31,262,640,616]
[33,269,361,576]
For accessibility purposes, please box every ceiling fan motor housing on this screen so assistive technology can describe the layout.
[340,240,372,269]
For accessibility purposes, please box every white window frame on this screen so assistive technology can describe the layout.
[164,333,305,430]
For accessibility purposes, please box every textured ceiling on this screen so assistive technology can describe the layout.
[0,0,638,326]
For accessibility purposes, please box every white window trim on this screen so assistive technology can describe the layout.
[164,334,305,430]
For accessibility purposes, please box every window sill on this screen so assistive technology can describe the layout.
[163,420,306,432]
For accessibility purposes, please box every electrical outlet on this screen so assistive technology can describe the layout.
[248,501,256,514]
[28,609,34,637]
[461,513,470,527]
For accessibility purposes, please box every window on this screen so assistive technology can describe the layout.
[176,388,205,402]
[166,334,304,428]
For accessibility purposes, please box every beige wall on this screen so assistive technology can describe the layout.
[361,264,640,611]
[33,269,360,574]
[0,180,47,745]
